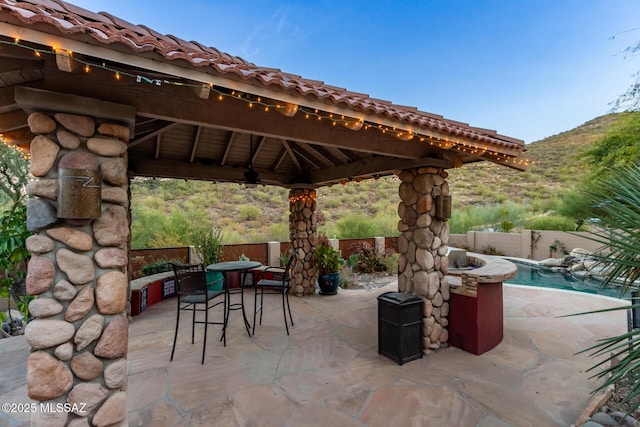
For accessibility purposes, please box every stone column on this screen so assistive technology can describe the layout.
[24,110,131,426]
[396,167,451,351]
[288,188,317,296]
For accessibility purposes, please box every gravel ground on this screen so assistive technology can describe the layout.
[341,270,397,291]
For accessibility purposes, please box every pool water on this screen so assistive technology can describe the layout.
[505,259,629,300]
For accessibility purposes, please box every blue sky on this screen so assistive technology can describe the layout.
[70,1,639,144]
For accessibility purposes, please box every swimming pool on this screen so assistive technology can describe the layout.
[504,259,629,299]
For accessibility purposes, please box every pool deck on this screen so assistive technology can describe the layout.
[0,282,629,427]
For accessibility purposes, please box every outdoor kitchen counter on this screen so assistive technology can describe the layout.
[447,252,518,284]
[446,252,517,355]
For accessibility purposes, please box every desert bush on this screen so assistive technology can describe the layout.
[267,223,289,242]
[349,241,387,273]
[224,230,245,244]
[238,205,260,221]
[479,245,503,256]
[336,214,376,238]
[380,251,399,274]
[523,214,583,231]
[269,195,283,207]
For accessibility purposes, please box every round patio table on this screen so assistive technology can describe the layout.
[206,261,262,339]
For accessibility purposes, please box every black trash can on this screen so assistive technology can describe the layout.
[377,291,423,365]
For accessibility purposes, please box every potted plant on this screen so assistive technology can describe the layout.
[314,239,344,295]
[193,227,225,291]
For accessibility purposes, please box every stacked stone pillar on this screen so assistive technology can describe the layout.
[24,110,131,426]
[288,188,317,296]
[396,167,451,351]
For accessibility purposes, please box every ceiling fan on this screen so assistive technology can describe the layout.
[244,134,259,188]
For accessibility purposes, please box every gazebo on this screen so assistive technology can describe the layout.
[0,0,528,424]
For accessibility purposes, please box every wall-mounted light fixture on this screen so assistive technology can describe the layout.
[58,168,102,219]
[435,195,452,220]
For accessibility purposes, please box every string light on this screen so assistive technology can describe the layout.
[0,38,531,167]
[1,135,30,159]
[288,192,317,203]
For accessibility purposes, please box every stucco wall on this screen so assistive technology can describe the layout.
[449,230,603,260]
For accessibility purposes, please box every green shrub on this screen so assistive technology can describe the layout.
[193,227,225,265]
[380,252,399,274]
[267,223,289,242]
[523,214,582,231]
[349,241,387,273]
[238,205,260,221]
[336,214,376,238]
[141,259,183,276]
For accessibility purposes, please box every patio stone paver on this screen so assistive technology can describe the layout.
[361,384,483,427]
[0,282,629,426]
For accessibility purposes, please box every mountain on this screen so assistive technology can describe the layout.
[447,113,623,207]
[131,114,625,245]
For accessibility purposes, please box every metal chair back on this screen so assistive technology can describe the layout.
[282,252,298,282]
[172,263,207,295]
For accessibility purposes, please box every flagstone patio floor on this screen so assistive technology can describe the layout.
[0,282,628,427]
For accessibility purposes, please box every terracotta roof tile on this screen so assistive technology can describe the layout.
[0,0,524,149]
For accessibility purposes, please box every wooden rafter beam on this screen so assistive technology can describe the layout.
[309,155,454,186]
[281,140,302,172]
[293,142,335,168]
[0,87,17,114]
[40,68,453,158]
[272,147,287,171]
[289,142,321,170]
[221,131,237,166]
[0,127,32,146]
[128,156,294,186]
[252,135,266,165]
[0,57,43,73]
[128,153,453,188]
[189,126,203,163]
[309,145,341,166]
[154,133,161,160]
[0,109,28,132]
[128,122,179,148]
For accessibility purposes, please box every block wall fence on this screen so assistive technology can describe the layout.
[130,230,602,279]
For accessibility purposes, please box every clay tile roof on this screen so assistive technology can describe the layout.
[0,0,524,150]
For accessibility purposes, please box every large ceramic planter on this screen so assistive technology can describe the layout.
[318,272,340,295]
[206,271,223,291]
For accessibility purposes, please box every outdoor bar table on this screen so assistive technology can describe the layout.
[206,260,262,339]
